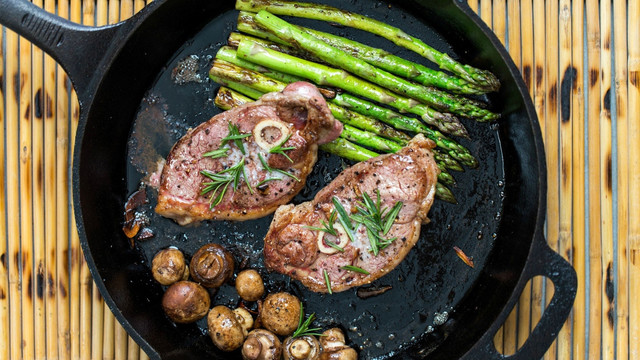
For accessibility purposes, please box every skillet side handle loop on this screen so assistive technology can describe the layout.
[0,0,122,101]
[465,238,577,360]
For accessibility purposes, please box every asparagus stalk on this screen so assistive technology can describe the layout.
[432,149,464,172]
[236,11,487,96]
[332,93,478,168]
[253,11,499,122]
[235,39,468,137]
[341,125,403,153]
[210,58,410,143]
[318,138,379,163]
[235,0,500,91]
[214,86,254,109]
[217,45,305,84]
[214,86,457,202]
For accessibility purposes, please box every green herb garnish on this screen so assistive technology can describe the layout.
[292,303,323,338]
[202,147,230,159]
[351,190,402,256]
[340,265,370,275]
[258,152,301,182]
[323,269,333,294]
[221,122,251,154]
[200,157,252,208]
[331,197,357,243]
[268,133,296,162]
[332,190,403,256]
[304,211,338,236]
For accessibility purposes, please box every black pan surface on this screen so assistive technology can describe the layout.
[0,0,576,359]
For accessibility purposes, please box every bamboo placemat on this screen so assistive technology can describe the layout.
[1,0,638,359]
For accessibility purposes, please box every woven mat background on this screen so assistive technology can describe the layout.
[1,0,639,359]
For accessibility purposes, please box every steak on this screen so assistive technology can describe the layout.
[155,82,342,225]
[263,134,439,293]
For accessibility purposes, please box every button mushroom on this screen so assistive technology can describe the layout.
[190,243,234,288]
[152,247,188,285]
[208,305,250,351]
[318,328,357,360]
[161,280,210,323]
[234,307,255,334]
[282,335,321,360]
[242,329,282,360]
[236,269,265,301]
[259,292,301,336]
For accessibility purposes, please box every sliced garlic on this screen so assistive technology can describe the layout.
[253,119,291,151]
[317,223,350,254]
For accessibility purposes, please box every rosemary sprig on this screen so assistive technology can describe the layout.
[331,197,357,243]
[202,147,230,159]
[304,211,338,236]
[221,122,251,154]
[258,153,301,182]
[345,190,404,256]
[269,133,296,162]
[383,201,403,235]
[200,157,252,208]
[292,303,323,338]
[340,265,370,275]
[323,269,333,294]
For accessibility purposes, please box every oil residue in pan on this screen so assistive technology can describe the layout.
[124,5,505,360]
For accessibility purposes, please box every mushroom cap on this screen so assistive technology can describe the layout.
[283,335,321,360]
[318,347,357,360]
[190,243,235,288]
[208,305,247,352]
[161,281,210,323]
[235,269,265,302]
[318,328,356,360]
[260,292,301,336]
[242,329,282,360]
[151,248,187,286]
[319,328,346,351]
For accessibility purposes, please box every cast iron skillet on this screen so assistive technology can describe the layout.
[0,0,577,358]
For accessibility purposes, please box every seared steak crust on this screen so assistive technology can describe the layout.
[155,82,341,225]
[264,135,439,293]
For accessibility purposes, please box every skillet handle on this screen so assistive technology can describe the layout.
[463,238,577,360]
[0,0,123,101]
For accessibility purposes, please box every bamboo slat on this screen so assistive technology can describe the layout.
[42,0,60,357]
[103,303,116,360]
[0,22,10,360]
[128,337,141,360]
[599,1,615,358]
[19,26,36,360]
[556,0,574,359]
[586,0,603,357]
[627,0,640,358]
[115,320,129,360]
[31,1,47,352]
[613,0,630,358]
[5,27,22,360]
[570,0,586,358]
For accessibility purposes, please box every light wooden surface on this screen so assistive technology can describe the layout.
[1,0,638,359]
